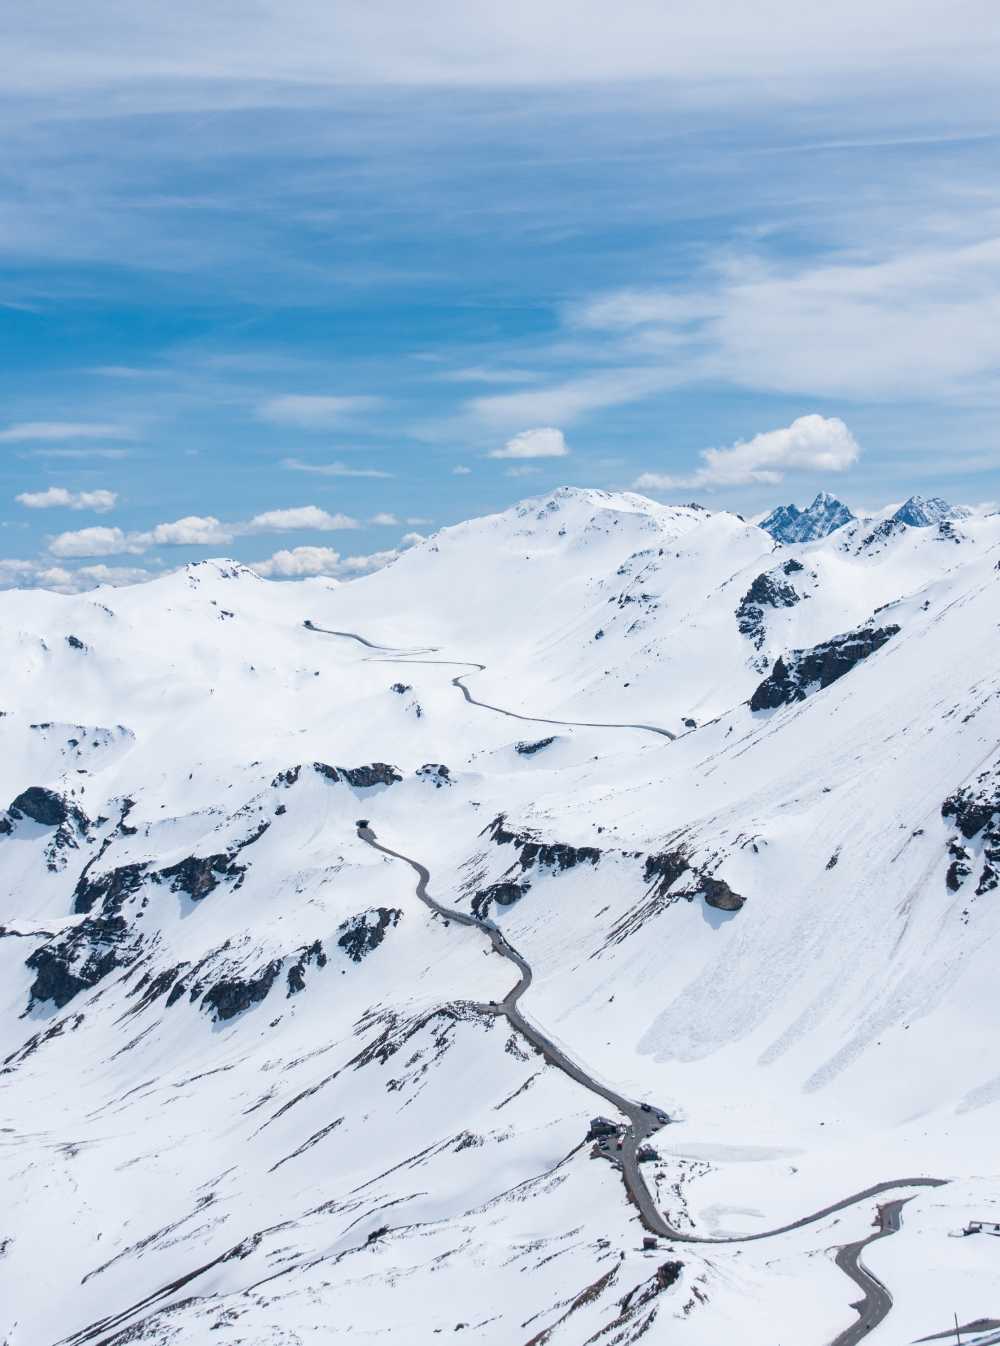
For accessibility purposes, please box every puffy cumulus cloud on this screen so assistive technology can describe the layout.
[46,504,362,558]
[370,512,399,525]
[252,546,342,578]
[0,421,132,442]
[16,486,118,512]
[0,556,154,593]
[634,415,860,491]
[48,525,146,558]
[150,515,233,546]
[246,506,360,532]
[257,395,381,428]
[281,457,393,478]
[489,427,569,459]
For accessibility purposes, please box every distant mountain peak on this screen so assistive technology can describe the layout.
[760,491,855,544]
[891,495,966,528]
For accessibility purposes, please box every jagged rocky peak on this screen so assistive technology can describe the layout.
[891,495,966,527]
[760,491,855,544]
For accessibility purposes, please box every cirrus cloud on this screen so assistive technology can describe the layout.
[258,395,381,428]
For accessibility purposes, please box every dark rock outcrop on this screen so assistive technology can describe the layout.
[515,737,556,756]
[157,853,245,901]
[736,560,805,650]
[202,959,283,1022]
[417,763,451,788]
[74,861,148,915]
[337,908,402,963]
[286,940,328,995]
[485,814,602,874]
[471,880,530,920]
[942,769,1000,896]
[314,762,402,789]
[749,624,899,711]
[700,876,745,911]
[9,787,76,828]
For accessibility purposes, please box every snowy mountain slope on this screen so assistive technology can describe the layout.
[1,488,999,1346]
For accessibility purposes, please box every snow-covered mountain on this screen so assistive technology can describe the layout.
[2,486,999,1346]
[759,490,855,543]
[891,494,969,528]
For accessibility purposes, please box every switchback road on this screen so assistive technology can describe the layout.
[305,621,948,1344]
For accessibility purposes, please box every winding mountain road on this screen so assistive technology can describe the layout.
[308,619,948,1344]
[305,621,677,739]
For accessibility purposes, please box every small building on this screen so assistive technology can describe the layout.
[637,1145,659,1163]
[965,1220,1000,1236]
[587,1117,619,1140]
[642,1237,658,1251]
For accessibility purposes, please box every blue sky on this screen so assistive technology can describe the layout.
[2,2,999,588]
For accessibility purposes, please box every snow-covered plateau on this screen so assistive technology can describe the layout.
[2,486,999,1346]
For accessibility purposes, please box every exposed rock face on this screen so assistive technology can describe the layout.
[417,763,452,788]
[314,762,402,789]
[286,940,328,995]
[66,635,86,651]
[749,624,900,711]
[485,815,602,874]
[942,768,1000,896]
[642,850,690,897]
[337,908,402,963]
[760,491,854,544]
[736,559,806,650]
[471,880,530,920]
[390,682,411,694]
[74,861,148,915]
[202,959,283,1022]
[158,853,246,901]
[515,737,556,756]
[700,876,745,911]
[9,787,76,828]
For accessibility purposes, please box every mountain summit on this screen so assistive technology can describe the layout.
[891,494,966,527]
[759,490,855,543]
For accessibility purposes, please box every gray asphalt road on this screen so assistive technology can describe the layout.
[308,621,951,1344]
[828,1199,908,1346]
[305,621,678,740]
[356,826,945,1250]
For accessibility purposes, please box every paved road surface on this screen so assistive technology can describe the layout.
[829,1199,908,1345]
[307,622,949,1343]
[305,621,677,740]
[357,827,944,1244]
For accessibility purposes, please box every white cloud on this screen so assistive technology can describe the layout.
[452,465,472,475]
[16,486,117,512]
[370,512,399,525]
[0,556,154,592]
[634,414,860,491]
[281,457,393,478]
[470,371,670,430]
[253,546,342,578]
[400,531,425,546]
[0,421,131,442]
[151,516,233,546]
[489,427,569,459]
[577,236,1000,402]
[258,395,380,428]
[5,2,994,99]
[48,526,145,558]
[247,506,360,532]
